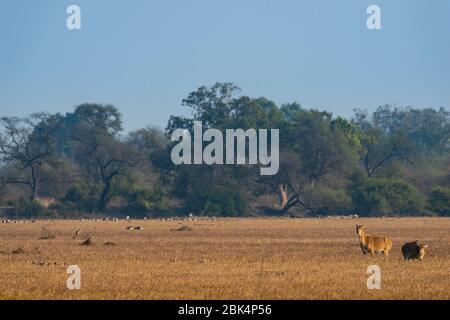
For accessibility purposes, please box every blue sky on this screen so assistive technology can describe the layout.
[1,0,449,131]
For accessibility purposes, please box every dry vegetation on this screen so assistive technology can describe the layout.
[0,217,449,300]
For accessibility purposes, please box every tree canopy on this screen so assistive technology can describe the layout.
[1,83,449,218]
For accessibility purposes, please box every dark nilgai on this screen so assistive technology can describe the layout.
[401,241,428,261]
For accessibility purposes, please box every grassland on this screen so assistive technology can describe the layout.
[0,217,449,300]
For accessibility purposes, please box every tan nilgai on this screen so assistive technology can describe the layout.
[356,224,393,256]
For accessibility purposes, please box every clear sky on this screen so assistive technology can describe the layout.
[1,0,449,131]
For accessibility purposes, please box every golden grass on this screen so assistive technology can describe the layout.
[0,217,449,300]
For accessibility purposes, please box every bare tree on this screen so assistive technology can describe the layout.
[0,113,59,200]
[361,128,415,177]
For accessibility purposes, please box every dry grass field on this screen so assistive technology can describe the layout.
[0,217,449,300]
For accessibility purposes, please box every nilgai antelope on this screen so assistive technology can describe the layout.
[401,241,428,261]
[356,224,393,256]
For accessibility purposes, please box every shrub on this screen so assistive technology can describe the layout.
[62,182,100,212]
[127,188,168,215]
[429,187,450,216]
[13,198,49,217]
[185,184,248,217]
[308,187,353,215]
[350,178,426,216]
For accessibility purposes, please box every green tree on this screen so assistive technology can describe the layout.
[166,83,283,216]
[350,176,426,216]
[272,109,356,214]
[70,104,143,211]
[429,187,450,216]
[372,105,450,153]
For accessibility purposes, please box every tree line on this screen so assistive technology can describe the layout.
[1,83,450,218]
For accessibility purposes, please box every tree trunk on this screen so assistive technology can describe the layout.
[277,184,288,208]
[281,192,310,214]
[282,195,300,213]
[31,184,38,201]
[30,166,38,201]
[99,180,111,212]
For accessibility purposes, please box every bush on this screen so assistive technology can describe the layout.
[187,184,248,217]
[308,187,353,215]
[350,178,426,216]
[127,188,168,215]
[13,198,49,217]
[62,182,100,212]
[429,187,450,216]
